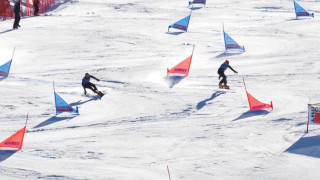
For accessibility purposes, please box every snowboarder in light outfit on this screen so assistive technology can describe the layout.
[218,60,238,89]
[82,73,104,97]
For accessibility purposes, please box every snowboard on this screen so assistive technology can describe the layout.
[82,91,104,98]
[97,91,105,99]
[219,85,230,89]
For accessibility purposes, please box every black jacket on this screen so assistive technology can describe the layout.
[14,2,21,14]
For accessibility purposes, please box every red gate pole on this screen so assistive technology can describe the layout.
[167,165,172,180]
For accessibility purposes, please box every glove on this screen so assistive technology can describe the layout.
[234,71,238,74]
[97,79,100,81]
[84,90,87,95]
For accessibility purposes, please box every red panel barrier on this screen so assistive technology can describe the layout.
[23,0,56,17]
[25,0,33,16]
[0,0,14,21]
[315,113,320,124]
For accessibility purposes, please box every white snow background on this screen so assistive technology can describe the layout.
[0,0,320,179]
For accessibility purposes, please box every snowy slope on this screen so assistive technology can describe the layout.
[0,0,320,179]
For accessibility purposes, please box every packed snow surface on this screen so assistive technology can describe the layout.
[0,0,320,179]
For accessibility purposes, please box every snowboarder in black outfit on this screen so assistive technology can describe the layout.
[218,60,238,89]
[82,73,104,97]
[33,0,40,16]
[13,0,21,29]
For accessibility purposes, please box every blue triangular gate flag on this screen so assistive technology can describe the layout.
[294,1,314,18]
[224,32,245,51]
[54,92,78,115]
[168,15,191,32]
[0,60,12,80]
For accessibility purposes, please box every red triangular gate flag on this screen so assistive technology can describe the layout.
[246,91,273,111]
[243,79,273,111]
[0,114,28,150]
[167,55,192,76]
[0,127,26,149]
[167,46,195,76]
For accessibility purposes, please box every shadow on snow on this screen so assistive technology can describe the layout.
[233,110,270,121]
[33,95,99,128]
[0,150,18,162]
[285,135,320,158]
[165,75,186,88]
[33,115,76,129]
[166,31,185,36]
[215,51,243,58]
[0,29,15,35]
[47,0,70,11]
[189,7,203,11]
[196,91,226,110]
[69,96,100,106]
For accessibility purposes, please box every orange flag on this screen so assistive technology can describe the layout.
[0,127,26,149]
[0,114,28,150]
[243,79,273,111]
[167,46,195,76]
[246,91,273,111]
